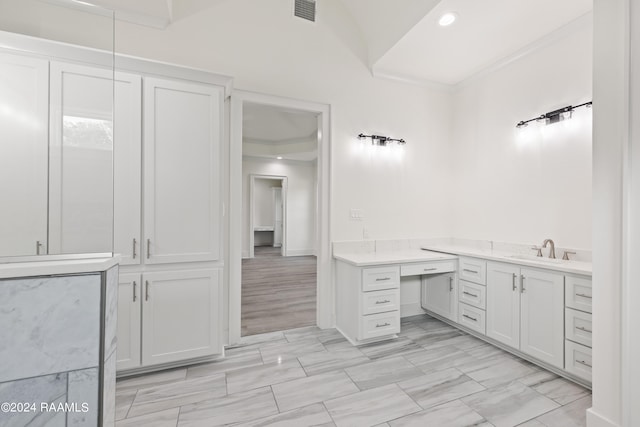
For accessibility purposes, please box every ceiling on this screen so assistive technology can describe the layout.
[59,0,593,85]
[242,103,318,162]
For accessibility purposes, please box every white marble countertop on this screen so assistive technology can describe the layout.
[333,250,458,267]
[0,256,120,279]
[421,244,592,276]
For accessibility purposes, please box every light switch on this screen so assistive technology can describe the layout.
[350,209,364,221]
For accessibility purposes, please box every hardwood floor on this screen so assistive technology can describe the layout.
[241,246,317,336]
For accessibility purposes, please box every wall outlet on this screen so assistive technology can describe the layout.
[350,209,364,221]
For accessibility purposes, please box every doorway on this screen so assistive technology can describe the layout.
[248,174,287,258]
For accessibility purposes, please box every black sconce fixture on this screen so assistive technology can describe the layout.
[358,133,406,146]
[516,101,592,128]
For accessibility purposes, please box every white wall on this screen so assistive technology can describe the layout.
[253,178,278,228]
[243,158,316,257]
[450,21,593,251]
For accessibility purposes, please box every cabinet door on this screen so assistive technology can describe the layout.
[520,268,564,368]
[116,273,141,371]
[113,72,142,265]
[141,269,221,366]
[0,53,49,257]
[421,273,457,321]
[49,62,114,255]
[486,262,520,348]
[143,78,222,264]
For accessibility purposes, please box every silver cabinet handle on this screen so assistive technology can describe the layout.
[375,277,391,282]
[145,280,150,301]
[576,359,592,368]
[423,267,437,272]
[375,322,391,328]
[463,291,478,298]
[147,239,151,259]
[449,276,453,292]
[375,300,390,304]
[512,273,517,291]
[576,293,592,299]
[463,268,478,274]
[521,274,526,293]
[132,281,137,302]
[576,326,592,333]
[463,314,478,322]
[132,238,137,259]
[36,240,43,255]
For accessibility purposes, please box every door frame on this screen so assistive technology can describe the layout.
[248,174,287,258]
[229,90,331,344]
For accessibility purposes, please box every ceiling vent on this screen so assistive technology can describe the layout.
[294,0,316,22]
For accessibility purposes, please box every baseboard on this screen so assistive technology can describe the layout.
[286,249,315,256]
[401,302,427,317]
[586,408,619,427]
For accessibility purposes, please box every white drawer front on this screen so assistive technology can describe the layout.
[362,289,400,315]
[458,303,486,335]
[459,257,486,285]
[401,260,456,277]
[362,266,400,292]
[360,311,400,340]
[565,276,592,313]
[459,280,486,310]
[565,340,592,383]
[565,308,592,348]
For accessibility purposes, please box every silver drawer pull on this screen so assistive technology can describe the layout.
[36,240,44,255]
[576,293,592,299]
[521,274,526,293]
[463,268,478,274]
[145,280,150,301]
[132,238,137,259]
[576,326,592,333]
[423,267,437,272]
[512,273,517,291]
[375,277,391,282]
[375,322,391,328]
[576,359,592,368]
[462,314,478,322]
[463,291,478,298]
[132,281,137,302]
[147,239,151,259]
[375,300,391,304]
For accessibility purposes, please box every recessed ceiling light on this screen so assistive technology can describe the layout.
[438,12,458,27]
[276,156,283,160]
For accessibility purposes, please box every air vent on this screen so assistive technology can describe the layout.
[294,0,315,22]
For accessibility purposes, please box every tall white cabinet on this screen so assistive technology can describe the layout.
[115,74,226,373]
[0,53,49,257]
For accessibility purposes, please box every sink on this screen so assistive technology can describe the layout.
[507,255,566,264]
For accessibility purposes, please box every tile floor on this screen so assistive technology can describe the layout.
[115,314,591,427]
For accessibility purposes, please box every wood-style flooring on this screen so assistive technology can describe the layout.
[241,246,317,336]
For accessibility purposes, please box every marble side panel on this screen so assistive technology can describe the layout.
[102,350,117,427]
[0,274,101,382]
[0,373,67,427]
[234,403,333,427]
[324,383,421,427]
[104,265,119,361]
[389,399,487,427]
[271,371,359,412]
[67,368,99,426]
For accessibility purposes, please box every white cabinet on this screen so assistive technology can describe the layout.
[143,77,222,264]
[0,53,49,257]
[116,273,141,370]
[421,272,457,321]
[564,275,592,383]
[141,269,221,366]
[486,262,564,368]
[117,269,222,370]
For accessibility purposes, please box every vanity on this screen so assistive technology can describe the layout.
[334,239,593,387]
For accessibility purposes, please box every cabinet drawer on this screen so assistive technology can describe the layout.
[458,303,486,335]
[565,340,592,383]
[362,289,400,315]
[401,260,456,277]
[458,280,486,310]
[565,276,592,313]
[362,266,400,291]
[359,311,400,340]
[565,308,592,348]
[459,257,486,285]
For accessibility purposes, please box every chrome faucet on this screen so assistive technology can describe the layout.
[541,239,556,259]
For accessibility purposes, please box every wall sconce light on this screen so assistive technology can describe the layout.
[516,101,592,128]
[358,133,406,146]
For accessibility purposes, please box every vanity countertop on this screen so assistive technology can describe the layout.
[0,256,120,279]
[421,244,592,276]
[333,249,457,267]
